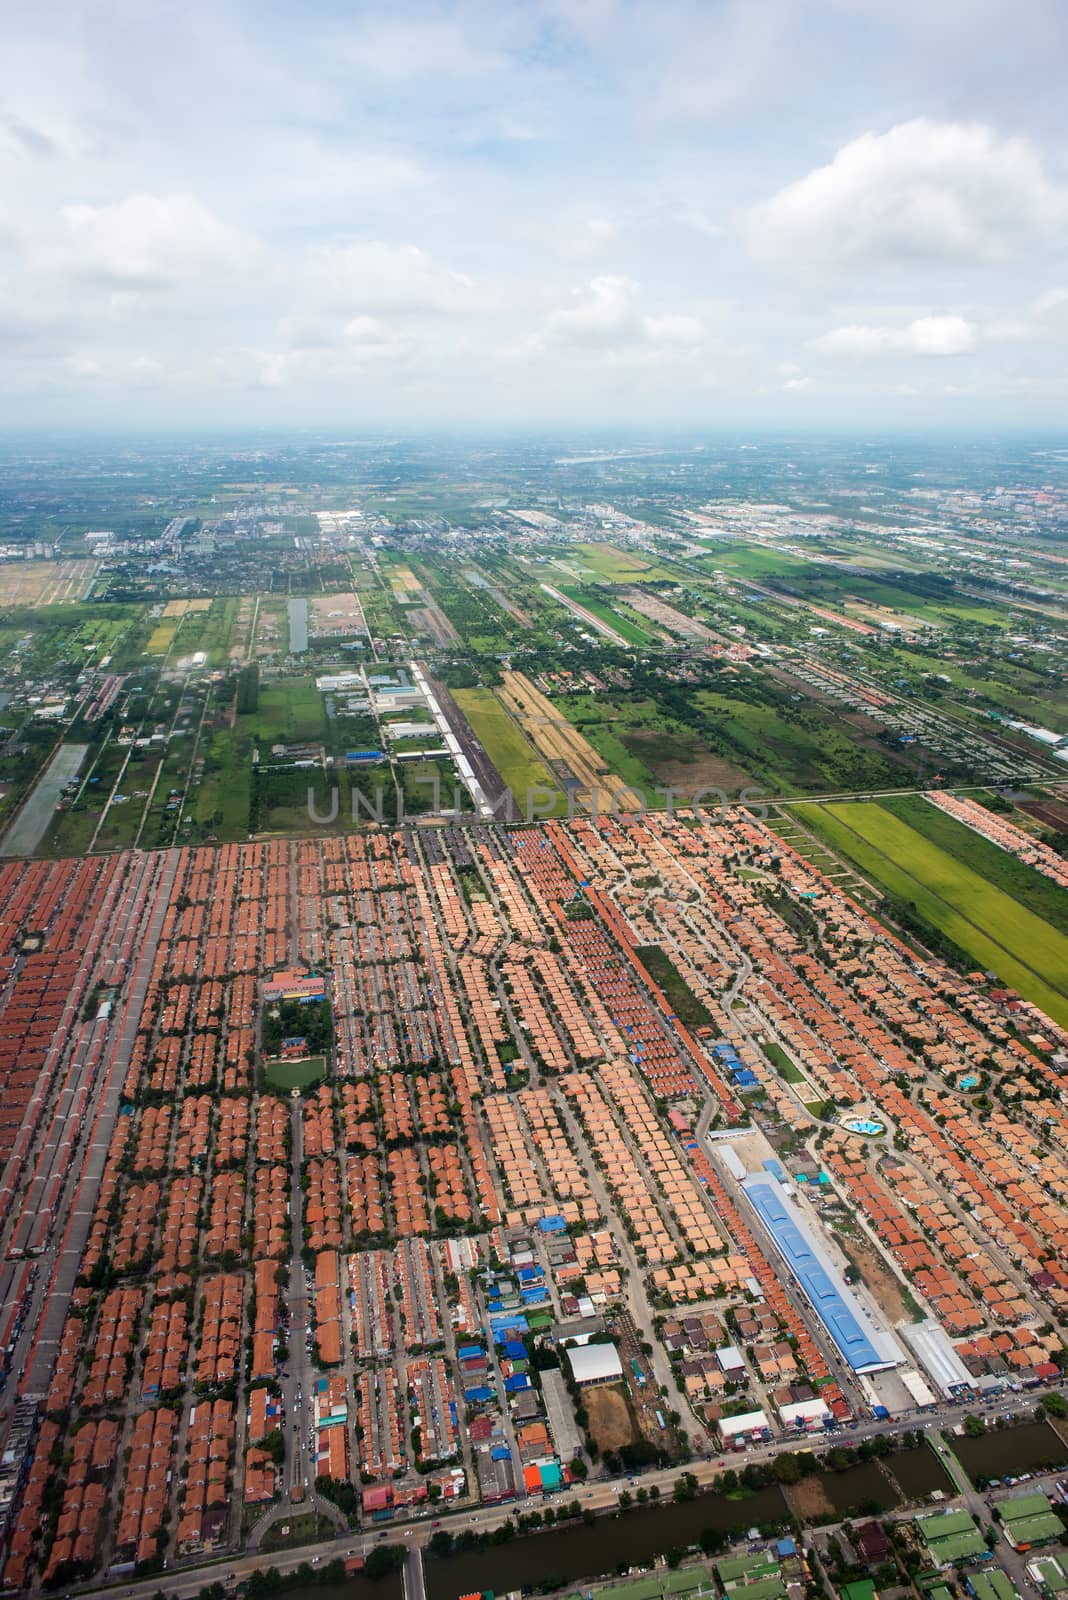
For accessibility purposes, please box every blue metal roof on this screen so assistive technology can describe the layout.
[742,1176,895,1373]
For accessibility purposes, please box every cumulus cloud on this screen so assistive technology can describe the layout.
[748,118,1068,268]
[303,240,476,315]
[543,276,705,353]
[58,193,258,287]
[813,314,978,357]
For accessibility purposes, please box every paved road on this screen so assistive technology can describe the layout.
[74,1375,1064,1600]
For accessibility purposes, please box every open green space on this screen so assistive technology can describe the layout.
[879,794,1068,936]
[259,1512,337,1552]
[557,585,655,646]
[264,1056,326,1089]
[695,544,1010,628]
[633,944,712,1027]
[573,543,676,581]
[452,687,562,808]
[761,1040,804,1082]
[793,800,1068,1029]
[263,995,332,1057]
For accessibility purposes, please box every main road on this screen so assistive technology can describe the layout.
[73,1385,1061,1600]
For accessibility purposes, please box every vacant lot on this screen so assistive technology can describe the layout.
[584,1384,637,1452]
[795,801,1068,1029]
[634,944,712,1027]
[556,584,655,646]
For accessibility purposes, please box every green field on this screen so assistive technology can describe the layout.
[264,1056,326,1089]
[452,687,563,810]
[573,543,676,581]
[794,800,1068,1028]
[879,794,1068,936]
[557,585,655,645]
[633,943,712,1027]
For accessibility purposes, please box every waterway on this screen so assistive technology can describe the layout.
[241,1436,995,1600]
[0,741,88,857]
[288,598,309,654]
[424,1485,788,1600]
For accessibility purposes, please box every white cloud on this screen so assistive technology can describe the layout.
[58,193,257,287]
[545,275,642,347]
[748,118,1068,268]
[814,314,977,357]
[543,277,704,354]
[303,240,476,315]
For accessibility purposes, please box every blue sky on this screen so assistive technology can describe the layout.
[2,0,1067,427]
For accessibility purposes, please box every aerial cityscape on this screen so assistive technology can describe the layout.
[3,2,1068,1600]
[0,431,1065,1600]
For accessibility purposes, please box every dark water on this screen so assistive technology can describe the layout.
[885,1445,955,1500]
[423,1487,789,1600]
[954,1420,1068,1481]
[260,1433,1033,1600]
[814,1460,897,1515]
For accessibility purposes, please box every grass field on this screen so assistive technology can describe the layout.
[145,623,176,654]
[880,794,1068,936]
[557,585,655,645]
[794,800,1068,1029]
[573,542,675,581]
[452,687,561,805]
[264,1056,325,1089]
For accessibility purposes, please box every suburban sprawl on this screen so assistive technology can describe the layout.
[0,434,1067,1600]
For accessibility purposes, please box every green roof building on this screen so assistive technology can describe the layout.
[576,1570,715,1600]
[916,1509,989,1564]
[716,1554,780,1586]
[1029,1554,1068,1595]
[1001,1512,1063,1549]
[967,1570,1018,1600]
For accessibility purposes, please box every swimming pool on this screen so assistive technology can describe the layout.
[842,1116,885,1136]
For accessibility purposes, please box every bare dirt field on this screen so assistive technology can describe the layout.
[839,1233,912,1325]
[644,746,751,799]
[1018,799,1068,832]
[585,1385,637,1452]
[786,1476,836,1520]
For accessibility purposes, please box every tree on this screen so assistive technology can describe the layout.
[365,1544,406,1579]
[1042,1392,1067,1419]
[428,1530,454,1557]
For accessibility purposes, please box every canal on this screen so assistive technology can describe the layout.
[253,1437,978,1600]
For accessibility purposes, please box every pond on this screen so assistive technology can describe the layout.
[954,1419,1068,1482]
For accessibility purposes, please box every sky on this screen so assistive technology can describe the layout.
[2,0,1067,429]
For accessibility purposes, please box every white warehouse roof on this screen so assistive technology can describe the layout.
[565,1343,624,1385]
